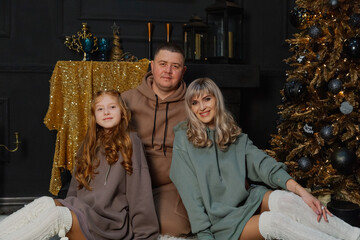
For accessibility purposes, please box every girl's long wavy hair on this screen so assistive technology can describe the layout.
[185,78,242,151]
[75,90,133,190]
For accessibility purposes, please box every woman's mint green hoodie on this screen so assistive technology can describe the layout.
[170,122,292,240]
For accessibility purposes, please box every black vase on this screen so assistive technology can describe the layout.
[327,199,360,227]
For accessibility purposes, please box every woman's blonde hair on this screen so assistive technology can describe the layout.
[75,90,133,190]
[185,77,242,150]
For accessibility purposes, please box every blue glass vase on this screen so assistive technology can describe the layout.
[98,37,110,61]
[81,38,94,61]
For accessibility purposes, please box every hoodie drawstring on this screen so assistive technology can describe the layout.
[151,95,159,148]
[104,165,111,185]
[151,95,169,156]
[212,130,222,181]
[163,102,169,156]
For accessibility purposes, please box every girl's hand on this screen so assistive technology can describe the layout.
[299,190,333,222]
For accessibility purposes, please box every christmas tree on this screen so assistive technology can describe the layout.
[267,0,360,206]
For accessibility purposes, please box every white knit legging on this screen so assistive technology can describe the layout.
[259,190,360,240]
[0,196,72,240]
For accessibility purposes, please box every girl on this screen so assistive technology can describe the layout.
[170,78,360,240]
[0,90,159,240]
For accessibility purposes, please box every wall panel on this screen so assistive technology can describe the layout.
[0,0,296,203]
[0,0,10,37]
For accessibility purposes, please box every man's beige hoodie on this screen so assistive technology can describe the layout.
[122,71,191,235]
[122,71,187,187]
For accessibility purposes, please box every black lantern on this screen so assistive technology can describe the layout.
[183,15,208,62]
[206,0,243,63]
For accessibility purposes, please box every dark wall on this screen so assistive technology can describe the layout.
[0,0,296,198]
[0,69,56,197]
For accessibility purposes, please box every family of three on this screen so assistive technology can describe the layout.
[0,43,359,240]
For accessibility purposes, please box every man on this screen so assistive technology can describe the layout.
[122,43,191,237]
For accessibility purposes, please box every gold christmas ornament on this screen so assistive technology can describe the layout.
[109,22,138,62]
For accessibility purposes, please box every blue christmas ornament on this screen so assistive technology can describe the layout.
[331,148,356,175]
[284,80,306,101]
[329,0,339,8]
[344,38,360,59]
[320,125,333,140]
[340,101,353,115]
[309,25,323,39]
[328,79,342,94]
[298,157,312,172]
[349,13,360,28]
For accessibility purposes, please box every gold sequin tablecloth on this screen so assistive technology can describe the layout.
[44,59,149,195]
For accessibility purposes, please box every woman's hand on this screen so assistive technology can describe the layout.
[298,189,333,222]
[286,179,333,222]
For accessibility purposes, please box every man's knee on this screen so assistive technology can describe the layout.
[154,187,191,236]
[159,215,191,236]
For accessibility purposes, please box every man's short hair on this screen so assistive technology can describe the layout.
[154,42,185,60]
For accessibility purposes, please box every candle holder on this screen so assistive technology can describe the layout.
[98,37,110,61]
[206,0,243,63]
[147,22,153,60]
[183,15,208,62]
[64,23,98,61]
[81,38,95,61]
[166,23,172,43]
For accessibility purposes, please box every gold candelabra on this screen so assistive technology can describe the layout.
[64,22,98,61]
[0,132,20,152]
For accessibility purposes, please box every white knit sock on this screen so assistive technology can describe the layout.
[259,211,340,240]
[268,190,360,240]
[158,235,198,240]
[0,196,56,237]
[3,206,72,240]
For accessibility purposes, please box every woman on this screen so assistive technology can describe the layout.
[0,90,159,240]
[170,78,360,240]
